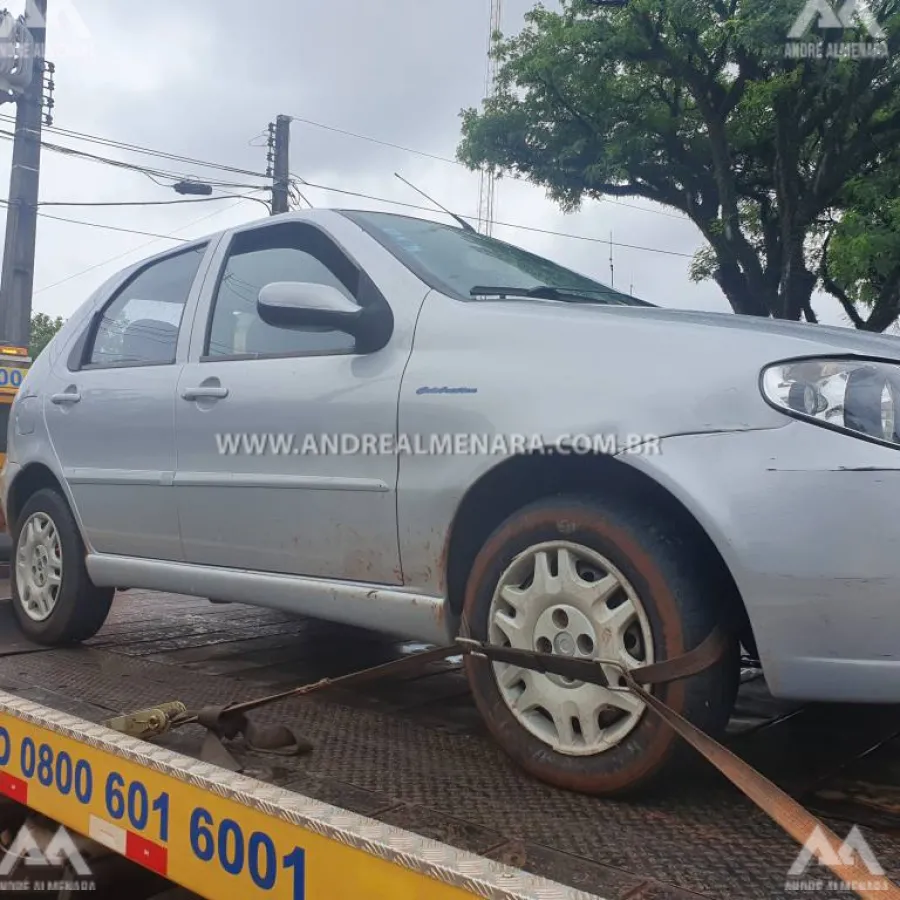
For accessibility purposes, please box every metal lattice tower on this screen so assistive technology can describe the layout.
[478,0,502,236]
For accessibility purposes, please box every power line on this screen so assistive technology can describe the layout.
[0,128,179,181]
[34,199,257,296]
[11,188,690,290]
[0,129,249,188]
[33,213,188,241]
[287,114,684,221]
[18,196,690,318]
[288,115,463,167]
[0,113,269,182]
[289,179,314,210]
[0,127,270,195]
[18,189,688,309]
[0,184,270,214]
[0,199,191,241]
[0,114,685,223]
[295,177,445,215]
[293,176,694,259]
[493,217,693,257]
[0,122,691,279]
[37,196,241,208]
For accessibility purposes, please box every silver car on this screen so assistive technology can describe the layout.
[4,209,900,796]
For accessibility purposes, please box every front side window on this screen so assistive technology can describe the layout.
[89,245,206,367]
[342,210,648,306]
[206,223,359,360]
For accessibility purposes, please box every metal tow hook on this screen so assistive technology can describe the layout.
[192,707,313,772]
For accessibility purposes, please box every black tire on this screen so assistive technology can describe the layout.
[461,494,740,797]
[11,488,114,646]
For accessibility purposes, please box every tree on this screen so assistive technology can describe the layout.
[458,0,900,329]
[30,312,65,359]
[820,167,900,330]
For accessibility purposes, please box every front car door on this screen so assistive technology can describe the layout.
[43,242,210,560]
[175,213,425,584]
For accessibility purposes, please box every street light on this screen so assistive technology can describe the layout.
[173,180,214,196]
[171,180,272,214]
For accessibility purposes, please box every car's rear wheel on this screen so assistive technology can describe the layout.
[462,495,739,796]
[11,489,114,645]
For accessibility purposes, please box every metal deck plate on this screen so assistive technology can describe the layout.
[0,590,897,899]
[0,692,597,900]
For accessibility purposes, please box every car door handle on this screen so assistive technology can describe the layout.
[51,390,81,405]
[181,386,229,401]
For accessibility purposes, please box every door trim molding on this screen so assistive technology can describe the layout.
[64,468,174,487]
[173,472,390,491]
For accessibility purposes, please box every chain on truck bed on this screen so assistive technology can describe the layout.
[101,628,900,900]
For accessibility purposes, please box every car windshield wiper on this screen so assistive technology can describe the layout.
[469,284,631,305]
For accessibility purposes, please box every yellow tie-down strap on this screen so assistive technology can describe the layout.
[0,690,596,900]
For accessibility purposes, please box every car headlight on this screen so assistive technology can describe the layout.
[761,358,900,447]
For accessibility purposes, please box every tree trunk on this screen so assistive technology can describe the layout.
[713,258,771,318]
[778,243,817,322]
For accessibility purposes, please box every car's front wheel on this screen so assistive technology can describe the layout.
[462,495,739,796]
[11,489,114,645]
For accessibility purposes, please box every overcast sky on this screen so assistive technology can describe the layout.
[0,0,853,326]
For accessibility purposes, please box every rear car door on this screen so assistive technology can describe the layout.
[43,243,209,560]
[174,216,413,584]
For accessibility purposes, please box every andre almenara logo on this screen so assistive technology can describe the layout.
[786,0,889,59]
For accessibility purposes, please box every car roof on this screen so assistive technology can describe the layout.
[114,208,464,283]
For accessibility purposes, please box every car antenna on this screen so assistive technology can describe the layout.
[394,173,477,233]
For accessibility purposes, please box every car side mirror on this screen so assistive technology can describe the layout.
[258,282,359,328]
[257,281,394,354]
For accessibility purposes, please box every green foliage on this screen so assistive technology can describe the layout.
[30,312,65,359]
[822,171,900,329]
[459,0,900,329]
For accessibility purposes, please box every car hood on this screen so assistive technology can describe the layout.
[413,293,900,443]
[622,305,900,356]
[484,299,900,360]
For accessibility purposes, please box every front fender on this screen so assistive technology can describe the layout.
[628,421,900,701]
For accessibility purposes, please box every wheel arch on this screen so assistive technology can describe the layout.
[444,451,755,650]
[6,463,69,534]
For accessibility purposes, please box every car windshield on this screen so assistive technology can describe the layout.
[341,210,648,306]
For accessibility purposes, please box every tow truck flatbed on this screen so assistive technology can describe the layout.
[0,584,898,899]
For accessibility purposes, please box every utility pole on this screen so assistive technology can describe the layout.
[0,0,48,349]
[270,114,291,215]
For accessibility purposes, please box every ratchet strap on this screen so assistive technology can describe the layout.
[456,625,730,688]
[131,629,898,900]
[463,631,900,900]
[621,672,900,900]
[174,647,461,770]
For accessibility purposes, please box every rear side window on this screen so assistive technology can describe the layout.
[88,245,206,368]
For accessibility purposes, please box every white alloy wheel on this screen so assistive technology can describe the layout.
[16,512,63,622]
[488,540,654,756]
